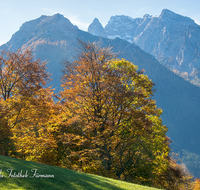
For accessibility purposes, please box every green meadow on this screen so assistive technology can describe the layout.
[0,155,161,190]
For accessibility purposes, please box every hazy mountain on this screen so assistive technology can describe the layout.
[1,13,200,177]
[88,18,107,38]
[0,13,80,90]
[88,9,200,86]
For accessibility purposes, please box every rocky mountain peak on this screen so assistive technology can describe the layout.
[2,13,78,51]
[143,14,152,19]
[160,9,176,17]
[88,9,200,86]
[36,13,76,32]
[88,18,107,37]
[106,15,135,26]
[159,9,195,25]
[91,18,101,24]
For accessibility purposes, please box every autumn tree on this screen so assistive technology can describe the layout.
[156,157,194,190]
[0,49,48,100]
[194,178,200,190]
[59,41,170,185]
[0,49,58,162]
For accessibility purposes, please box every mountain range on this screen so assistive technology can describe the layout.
[0,10,200,177]
[88,9,200,87]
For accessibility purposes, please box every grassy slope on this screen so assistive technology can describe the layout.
[0,155,162,190]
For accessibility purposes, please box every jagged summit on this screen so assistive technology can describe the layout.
[160,9,195,24]
[143,14,152,19]
[32,13,77,37]
[18,13,72,33]
[108,15,134,23]
[88,18,107,38]
[88,9,200,86]
[91,18,101,24]
[52,13,64,18]
[160,9,177,17]
[37,13,74,27]
[1,13,78,52]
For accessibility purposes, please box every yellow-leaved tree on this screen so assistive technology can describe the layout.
[58,41,170,186]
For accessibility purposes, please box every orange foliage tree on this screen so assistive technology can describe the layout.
[59,41,170,185]
[194,178,200,190]
[155,156,194,190]
[0,49,58,163]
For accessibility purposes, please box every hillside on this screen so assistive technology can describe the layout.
[0,155,161,190]
[0,13,200,177]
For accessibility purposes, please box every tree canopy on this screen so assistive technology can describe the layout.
[59,41,170,184]
[0,49,49,100]
[0,49,57,161]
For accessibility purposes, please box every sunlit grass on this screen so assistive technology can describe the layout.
[0,155,161,190]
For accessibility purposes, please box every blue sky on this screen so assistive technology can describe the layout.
[1,0,200,46]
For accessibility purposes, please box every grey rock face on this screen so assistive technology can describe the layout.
[88,9,200,86]
[88,18,107,38]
